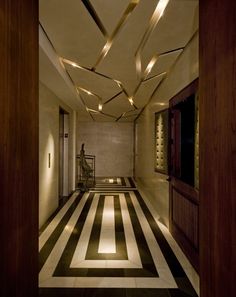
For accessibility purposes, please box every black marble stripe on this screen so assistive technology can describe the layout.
[53,191,158,277]
[121,177,126,186]
[86,195,128,260]
[128,177,136,188]
[39,188,198,297]
[39,192,84,272]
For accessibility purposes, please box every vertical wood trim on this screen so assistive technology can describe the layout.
[0,1,38,296]
[199,0,236,296]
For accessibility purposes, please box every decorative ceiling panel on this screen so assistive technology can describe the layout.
[39,0,106,68]
[79,92,99,111]
[39,0,199,122]
[133,74,165,108]
[141,0,198,69]
[119,115,138,122]
[96,0,158,94]
[90,0,131,35]
[103,93,135,118]
[146,49,183,79]
[65,63,121,102]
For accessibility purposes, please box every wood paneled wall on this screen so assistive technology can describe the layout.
[0,1,38,296]
[169,80,199,272]
[199,0,236,296]
[169,178,199,271]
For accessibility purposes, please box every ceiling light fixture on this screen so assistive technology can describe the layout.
[98,103,103,111]
[128,97,134,105]
[144,55,158,78]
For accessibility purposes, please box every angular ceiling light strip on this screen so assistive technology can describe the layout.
[134,0,170,77]
[132,47,183,99]
[143,47,184,79]
[78,86,104,112]
[100,112,117,119]
[134,29,199,122]
[81,0,109,38]
[116,112,126,122]
[61,58,133,105]
[104,91,123,104]
[92,0,140,71]
[143,71,167,82]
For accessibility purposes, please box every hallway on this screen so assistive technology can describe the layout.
[2,1,236,297]
[39,178,198,297]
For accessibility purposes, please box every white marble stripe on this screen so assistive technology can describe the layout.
[39,191,78,251]
[39,190,179,289]
[39,192,90,284]
[98,196,116,254]
[130,191,177,288]
[70,192,142,268]
[70,194,100,264]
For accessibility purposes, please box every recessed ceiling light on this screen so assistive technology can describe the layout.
[128,97,134,105]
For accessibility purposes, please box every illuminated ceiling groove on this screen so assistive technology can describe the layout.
[81,0,108,38]
[61,0,170,121]
[135,0,170,78]
[90,0,140,71]
[40,0,198,121]
[134,29,199,122]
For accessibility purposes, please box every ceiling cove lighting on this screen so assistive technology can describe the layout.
[98,103,103,111]
[135,0,170,75]
[92,0,140,70]
[128,97,134,105]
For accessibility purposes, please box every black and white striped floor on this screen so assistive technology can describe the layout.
[39,177,199,297]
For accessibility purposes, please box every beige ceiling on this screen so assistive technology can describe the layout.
[39,0,198,122]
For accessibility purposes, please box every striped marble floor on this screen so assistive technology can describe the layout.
[39,177,199,297]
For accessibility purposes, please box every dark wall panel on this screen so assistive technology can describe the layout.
[172,189,198,249]
[169,177,199,271]
[199,0,236,296]
[0,1,38,297]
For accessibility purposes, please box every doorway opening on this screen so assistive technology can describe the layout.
[59,107,69,205]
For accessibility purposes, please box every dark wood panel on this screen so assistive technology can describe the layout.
[199,1,236,297]
[169,81,199,272]
[172,189,198,249]
[169,178,199,271]
[0,1,38,297]
[169,79,198,108]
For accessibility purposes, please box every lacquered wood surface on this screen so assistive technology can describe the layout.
[199,1,236,296]
[0,1,38,296]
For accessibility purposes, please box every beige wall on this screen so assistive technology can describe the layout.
[39,82,76,228]
[77,122,134,177]
[135,32,199,228]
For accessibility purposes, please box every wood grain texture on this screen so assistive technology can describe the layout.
[169,178,199,271]
[169,81,199,272]
[0,1,38,296]
[199,0,236,296]
[169,79,198,108]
